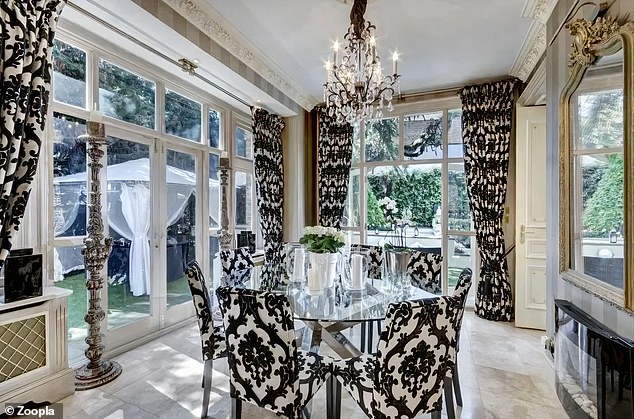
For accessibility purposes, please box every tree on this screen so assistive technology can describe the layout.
[365,118,398,161]
[584,154,623,234]
[99,60,156,129]
[367,167,441,227]
[366,189,385,227]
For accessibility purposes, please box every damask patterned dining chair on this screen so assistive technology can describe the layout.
[444,267,473,416]
[219,247,254,275]
[216,287,334,419]
[329,296,462,419]
[407,251,444,294]
[184,261,227,419]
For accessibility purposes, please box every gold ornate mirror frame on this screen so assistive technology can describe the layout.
[559,16,634,309]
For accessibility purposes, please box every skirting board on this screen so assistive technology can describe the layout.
[0,368,75,405]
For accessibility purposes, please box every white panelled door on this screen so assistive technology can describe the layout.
[515,105,547,330]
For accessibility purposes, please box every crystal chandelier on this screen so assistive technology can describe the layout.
[324,0,400,124]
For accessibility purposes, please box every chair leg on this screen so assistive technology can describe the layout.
[327,375,342,419]
[430,411,442,419]
[201,359,213,418]
[453,363,463,407]
[360,322,366,353]
[231,397,242,419]
[444,376,456,419]
[368,321,374,353]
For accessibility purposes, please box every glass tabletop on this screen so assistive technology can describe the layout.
[217,265,435,322]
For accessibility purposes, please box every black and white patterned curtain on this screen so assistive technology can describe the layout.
[252,107,285,265]
[0,0,66,267]
[317,108,353,228]
[460,79,517,322]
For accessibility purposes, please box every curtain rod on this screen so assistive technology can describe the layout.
[66,1,253,110]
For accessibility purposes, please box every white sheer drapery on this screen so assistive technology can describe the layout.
[120,183,151,296]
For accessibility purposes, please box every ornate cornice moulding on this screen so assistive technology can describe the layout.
[510,0,559,81]
[163,0,317,110]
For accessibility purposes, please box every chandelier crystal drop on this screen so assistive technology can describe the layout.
[324,0,400,124]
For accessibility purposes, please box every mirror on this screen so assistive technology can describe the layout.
[559,17,634,308]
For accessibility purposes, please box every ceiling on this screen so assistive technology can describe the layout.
[206,0,534,104]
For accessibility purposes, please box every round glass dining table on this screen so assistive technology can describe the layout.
[218,264,435,357]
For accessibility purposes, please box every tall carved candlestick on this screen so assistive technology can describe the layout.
[74,121,122,390]
[218,157,233,249]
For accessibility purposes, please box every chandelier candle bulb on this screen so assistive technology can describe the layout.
[392,52,398,75]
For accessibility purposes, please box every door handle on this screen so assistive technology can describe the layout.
[519,225,535,244]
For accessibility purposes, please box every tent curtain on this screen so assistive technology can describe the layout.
[252,107,285,265]
[317,108,353,229]
[460,78,517,322]
[120,183,151,296]
[0,0,66,266]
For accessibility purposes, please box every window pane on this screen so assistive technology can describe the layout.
[209,153,220,228]
[576,89,623,149]
[448,109,464,158]
[52,113,87,238]
[448,235,476,294]
[404,112,443,160]
[576,153,624,289]
[365,117,399,162]
[166,150,197,307]
[366,164,441,247]
[99,59,156,129]
[235,126,253,159]
[235,171,252,229]
[342,168,360,227]
[106,137,151,329]
[209,109,221,148]
[165,90,201,141]
[448,163,472,231]
[352,123,361,164]
[54,246,87,361]
[53,40,86,108]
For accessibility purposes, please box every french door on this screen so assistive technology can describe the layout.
[57,124,205,360]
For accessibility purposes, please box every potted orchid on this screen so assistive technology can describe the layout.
[378,197,412,249]
[300,226,346,293]
[377,197,413,285]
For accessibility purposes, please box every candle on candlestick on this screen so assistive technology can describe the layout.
[333,40,340,65]
[89,110,102,123]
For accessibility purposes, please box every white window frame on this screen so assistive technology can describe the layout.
[344,97,478,295]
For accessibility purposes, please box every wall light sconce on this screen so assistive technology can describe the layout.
[178,58,199,75]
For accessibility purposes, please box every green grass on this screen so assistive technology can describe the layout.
[57,273,191,331]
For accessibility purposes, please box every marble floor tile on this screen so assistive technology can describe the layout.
[59,310,567,418]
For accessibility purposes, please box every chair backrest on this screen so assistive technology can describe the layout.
[216,287,300,417]
[184,261,215,361]
[374,296,462,417]
[407,251,443,294]
[451,268,473,355]
[219,247,254,275]
[453,268,473,303]
[351,244,383,279]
